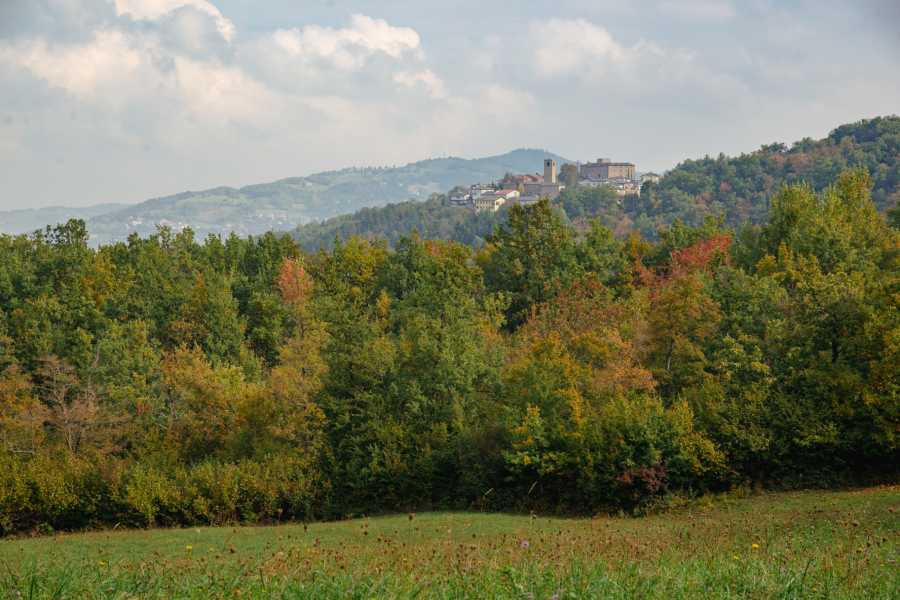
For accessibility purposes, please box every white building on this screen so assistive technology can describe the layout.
[474,189,519,212]
[641,172,661,185]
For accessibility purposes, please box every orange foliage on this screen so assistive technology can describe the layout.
[277,258,313,309]
[424,239,447,258]
[514,277,656,397]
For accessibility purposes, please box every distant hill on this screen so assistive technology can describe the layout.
[0,204,128,235]
[0,149,569,244]
[293,115,900,249]
[6,116,897,247]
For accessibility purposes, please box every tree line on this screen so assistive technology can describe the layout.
[0,169,897,534]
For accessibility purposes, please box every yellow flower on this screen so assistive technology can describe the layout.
[751,543,760,550]
[185,545,193,552]
[732,555,740,560]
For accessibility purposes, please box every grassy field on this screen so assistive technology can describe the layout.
[0,487,897,599]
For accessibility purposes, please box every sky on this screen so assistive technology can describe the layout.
[0,0,898,210]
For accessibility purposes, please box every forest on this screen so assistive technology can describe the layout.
[0,168,897,535]
[293,116,900,250]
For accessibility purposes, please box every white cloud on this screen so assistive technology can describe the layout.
[172,57,280,123]
[0,30,143,99]
[4,1,894,213]
[268,14,422,71]
[393,69,446,99]
[530,18,694,85]
[0,8,440,138]
[0,26,276,125]
[113,0,235,41]
[532,19,628,78]
[0,8,474,184]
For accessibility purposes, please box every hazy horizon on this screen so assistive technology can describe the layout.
[0,146,576,212]
[1,0,899,210]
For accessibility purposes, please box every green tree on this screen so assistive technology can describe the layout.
[482,200,580,328]
[560,163,579,188]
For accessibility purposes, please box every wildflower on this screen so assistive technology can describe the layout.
[185,545,193,552]
[751,543,760,550]
[520,539,530,549]
[732,555,740,560]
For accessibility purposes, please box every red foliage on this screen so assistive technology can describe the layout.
[670,234,732,275]
[787,153,812,172]
[616,464,669,502]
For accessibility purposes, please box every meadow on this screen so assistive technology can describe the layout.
[0,486,896,599]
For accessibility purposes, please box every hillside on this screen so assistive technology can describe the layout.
[293,195,506,250]
[634,115,900,231]
[0,149,568,244]
[293,116,900,248]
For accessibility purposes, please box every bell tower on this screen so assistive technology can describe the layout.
[543,158,557,184]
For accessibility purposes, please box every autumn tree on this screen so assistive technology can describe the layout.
[36,356,123,456]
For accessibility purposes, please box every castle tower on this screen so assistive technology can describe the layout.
[544,159,557,184]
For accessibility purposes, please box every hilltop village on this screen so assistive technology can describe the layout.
[449,158,661,213]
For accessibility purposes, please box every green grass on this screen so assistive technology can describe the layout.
[1,487,897,599]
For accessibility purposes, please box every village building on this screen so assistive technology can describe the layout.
[574,157,642,196]
[579,158,636,182]
[448,186,471,206]
[641,172,661,185]
[499,172,543,194]
[473,188,519,212]
[455,159,567,212]
[580,178,640,196]
[522,159,565,200]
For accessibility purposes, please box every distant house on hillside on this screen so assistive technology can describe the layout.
[474,189,519,212]
[641,172,661,185]
[448,186,471,206]
[500,172,543,193]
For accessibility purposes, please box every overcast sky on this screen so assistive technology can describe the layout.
[1,0,898,210]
